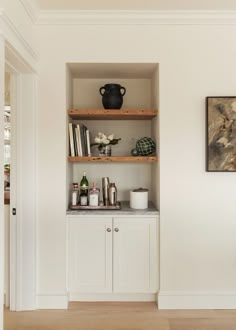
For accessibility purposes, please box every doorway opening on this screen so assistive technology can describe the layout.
[4,71,11,308]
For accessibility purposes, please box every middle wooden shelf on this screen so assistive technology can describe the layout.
[68,156,157,163]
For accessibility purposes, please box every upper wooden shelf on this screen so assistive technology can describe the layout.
[68,109,158,120]
[68,156,157,163]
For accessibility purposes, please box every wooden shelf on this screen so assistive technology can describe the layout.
[68,109,158,120]
[68,156,157,163]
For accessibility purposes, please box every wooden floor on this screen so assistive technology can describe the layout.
[4,302,236,330]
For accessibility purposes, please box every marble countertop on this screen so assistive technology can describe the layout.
[66,201,159,216]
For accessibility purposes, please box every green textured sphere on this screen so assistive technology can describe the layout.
[136,137,156,156]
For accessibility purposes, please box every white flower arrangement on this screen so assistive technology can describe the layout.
[91,132,121,150]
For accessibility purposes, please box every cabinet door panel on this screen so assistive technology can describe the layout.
[113,217,158,293]
[68,218,112,294]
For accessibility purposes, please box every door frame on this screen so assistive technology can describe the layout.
[4,64,17,311]
[0,35,5,330]
[5,42,37,311]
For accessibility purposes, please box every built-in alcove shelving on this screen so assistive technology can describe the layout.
[66,62,159,205]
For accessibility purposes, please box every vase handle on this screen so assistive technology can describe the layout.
[99,86,106,96]
[120,86,126,96]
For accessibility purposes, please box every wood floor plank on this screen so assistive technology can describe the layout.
[156,309,236,319]
[169,317,236,330]
[4,303,169,330]
[4,303,236,330]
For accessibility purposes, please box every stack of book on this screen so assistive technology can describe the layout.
[68,123,91,157]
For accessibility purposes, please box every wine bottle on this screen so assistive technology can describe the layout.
[79,171,89,205]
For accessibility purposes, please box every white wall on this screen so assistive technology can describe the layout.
[37,22,236,308]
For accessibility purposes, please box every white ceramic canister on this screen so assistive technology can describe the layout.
[130,188,148,209]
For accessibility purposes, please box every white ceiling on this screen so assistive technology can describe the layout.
[35,0,236,11]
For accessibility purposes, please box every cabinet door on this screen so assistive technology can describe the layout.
[68,218,112,294]
[113,217,158,293]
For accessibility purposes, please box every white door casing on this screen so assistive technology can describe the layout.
[0,35,5,330]
[5,44,37,311]
[0,1,38,321]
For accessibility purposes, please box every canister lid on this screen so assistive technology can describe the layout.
[132,187,149,192]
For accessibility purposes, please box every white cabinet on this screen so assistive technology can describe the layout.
[68,218,112,293]
[113,217,158,293]
[68,216,159,300]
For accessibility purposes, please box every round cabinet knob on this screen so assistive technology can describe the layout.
[114,228,119,232]
[106,228,111,232]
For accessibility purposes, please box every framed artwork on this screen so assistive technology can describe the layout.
[206,97,236,172]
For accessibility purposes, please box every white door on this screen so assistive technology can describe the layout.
[9,72,37,311]
[113,217,158,293]
[68,217,112,297]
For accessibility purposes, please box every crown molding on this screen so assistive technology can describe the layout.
[37,10,236,26]
[0,9,39,61]
[19,0,39,24]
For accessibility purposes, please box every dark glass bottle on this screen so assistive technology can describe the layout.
[79,171,89,206]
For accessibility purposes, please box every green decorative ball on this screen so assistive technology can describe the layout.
[131,148,139,156]
[136,137,156,156]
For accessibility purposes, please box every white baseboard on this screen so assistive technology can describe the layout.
[37,292,68,309]
[69,293,157,302]
[158,290,236,309]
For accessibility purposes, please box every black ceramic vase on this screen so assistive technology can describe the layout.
[99,83,126,109]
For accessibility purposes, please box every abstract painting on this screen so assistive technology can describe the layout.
[206,97,236,171]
